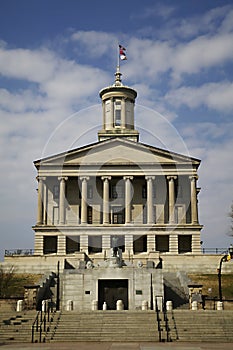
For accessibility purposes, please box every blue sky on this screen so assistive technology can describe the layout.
[0,0,233,260]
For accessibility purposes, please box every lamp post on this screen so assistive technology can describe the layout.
[218,245,233,302]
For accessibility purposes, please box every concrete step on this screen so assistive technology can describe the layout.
[166,310,233,342]
[49,311,159,342]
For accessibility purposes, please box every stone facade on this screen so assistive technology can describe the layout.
[2,69,209,311]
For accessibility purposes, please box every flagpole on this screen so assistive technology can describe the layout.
[117,42,120,72]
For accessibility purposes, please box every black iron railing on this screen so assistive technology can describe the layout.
[201,248,228,254]
[5,248,229,256]
[5,249,34,256]
[155,296,171,342]
[31,301,54,343]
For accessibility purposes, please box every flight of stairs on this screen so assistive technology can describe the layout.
[48,311,159,342]
[167,310,233,342]
[1,309,233,343]
[0,310,37,343]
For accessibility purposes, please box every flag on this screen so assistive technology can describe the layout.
[119,45,127,60]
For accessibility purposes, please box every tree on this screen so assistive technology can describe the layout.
[0,266,15,298]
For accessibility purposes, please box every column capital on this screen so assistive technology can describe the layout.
[189,175,198,181]
[58,176,68,181]
[167,175,177,181]
[123,176,133,181]
[36,176,46,182]
[145,176,155,181]
[101,176,112,181]
[80,176,90,182]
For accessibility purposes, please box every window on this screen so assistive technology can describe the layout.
[133,235,147,254]
[178,235,192,253]
[87,206,93,224]
[53,185,59,200]
[87,185,93,199]
[43,236,57,254]
[111,184,124,199]
[156,235,169,252]
[111,235,125,252]
[112,206,125,224]
[88,235,102,254]
[114,100,121,126]
[142,185,147,199]
[66,236,80,254]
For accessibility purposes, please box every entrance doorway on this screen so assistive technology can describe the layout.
[98,279,128,310]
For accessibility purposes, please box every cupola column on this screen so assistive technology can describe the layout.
[101,176,111,224]
[167,176,177,224]
[121,98,126,128]
[36,176,46,225]
[80,177,90,224]
[124,176,133,224]
[189,176,198,224]
[145,176,155,224]
[58,176,68,225]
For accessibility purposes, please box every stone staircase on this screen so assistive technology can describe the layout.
[167,310,233,342]
[48,311,159,342]
[163,272,190,309]
[0,310,37,343]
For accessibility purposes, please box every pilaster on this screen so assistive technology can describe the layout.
[169,234,178,254]
[57,235,66,255]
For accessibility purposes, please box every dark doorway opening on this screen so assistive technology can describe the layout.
[98,279,128,310]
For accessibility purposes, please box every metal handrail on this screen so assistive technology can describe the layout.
[31,301,53,343]
[155,297,162,342]
[5,247,229,256]
[162,301,170,342]
[5,249,34,256]
[31,311,42,343]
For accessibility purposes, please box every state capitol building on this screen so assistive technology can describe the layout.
[4,66,203,311]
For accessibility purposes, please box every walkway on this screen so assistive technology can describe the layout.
[0,342,233,350]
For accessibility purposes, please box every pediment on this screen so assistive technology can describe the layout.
[34,138,200,168]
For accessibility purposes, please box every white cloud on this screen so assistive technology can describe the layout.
[0,47,57,83]
[71,31,117,58]
[130,3,175,20]
[164,82,233,113]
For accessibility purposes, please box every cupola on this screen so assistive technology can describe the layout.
[98,66,139,142]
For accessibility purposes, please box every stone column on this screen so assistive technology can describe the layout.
[167,176,177,224]
[121,98,126,128]
[110,97,114,128]
[192,234,201,253]
[123,176,133,224]
[189,176,198,224]
[80,177,90,224]
[169,234,178,254]
[34,235,43,255]
[145,176,155,224]
[36,176,46,225]
[58,177,68,225]
[125,234,134,258]
[80,235,88,254]
[57,235,66,255]
[101,176,111,224]
[147,234,155,251]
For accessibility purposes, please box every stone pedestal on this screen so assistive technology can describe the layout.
[191,301,198,310]
[67,300,73,311]
[92,300,98,311]
[217,301,223,310]
[142,300,148,310]
[16,300,24,312]
[116,300,124,310]
[166,300,173,311]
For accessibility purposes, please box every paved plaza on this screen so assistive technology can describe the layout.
[0,342,233,350]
